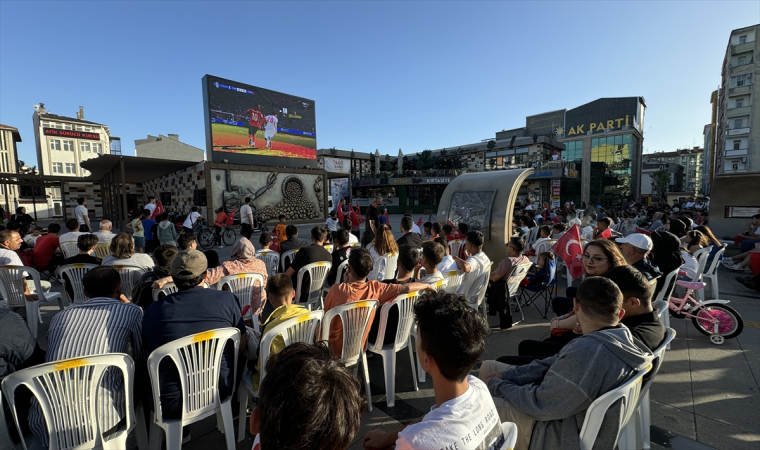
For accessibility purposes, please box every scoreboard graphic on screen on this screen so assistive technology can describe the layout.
[203,75,317,166]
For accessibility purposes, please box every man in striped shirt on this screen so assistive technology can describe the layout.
[28,266,144,447]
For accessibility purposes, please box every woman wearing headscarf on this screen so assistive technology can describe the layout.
[204,238,268,314]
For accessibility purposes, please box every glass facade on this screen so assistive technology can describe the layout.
[564,140,583,162]
[590,134,633,205]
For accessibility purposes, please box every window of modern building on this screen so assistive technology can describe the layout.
[734,140,742,150]
[80,142,91,152]
[62,140,74,151]
[563,140,583,162]
[65,163,76,174]
[739,34,747,44]
[49,139,61,151]
[52,162,63,173]
[590,134,633,205]
[92,143,102,153]
[736,98,744,108]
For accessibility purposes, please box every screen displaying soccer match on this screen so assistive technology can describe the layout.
[203,75,317,164]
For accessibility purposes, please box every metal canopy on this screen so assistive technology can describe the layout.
[80,154,199,184]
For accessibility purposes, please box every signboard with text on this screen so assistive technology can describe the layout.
[564,97,643,137]
[551,179,561,208]
[526,110,566,136]
[43,128,101,141]
[324,157,350,174]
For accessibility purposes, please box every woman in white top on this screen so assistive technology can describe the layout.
[367,224,398,261]
[101,232,155,270]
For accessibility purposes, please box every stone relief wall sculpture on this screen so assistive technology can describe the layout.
[447,190,497,239]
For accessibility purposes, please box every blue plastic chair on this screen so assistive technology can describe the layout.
[519,259,557,319]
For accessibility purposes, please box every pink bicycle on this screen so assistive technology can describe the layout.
[669,277,744,345]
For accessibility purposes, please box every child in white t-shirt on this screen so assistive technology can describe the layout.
[362,291,502,450]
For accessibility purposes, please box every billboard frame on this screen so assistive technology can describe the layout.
[202,74,317,168]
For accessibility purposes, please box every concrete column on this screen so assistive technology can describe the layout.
[581,137,591,204]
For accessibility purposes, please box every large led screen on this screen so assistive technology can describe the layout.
[203,75,316,165]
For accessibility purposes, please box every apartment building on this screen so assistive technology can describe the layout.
[716,25,759,173]
[0,124,21,213]
[646,147,703,195]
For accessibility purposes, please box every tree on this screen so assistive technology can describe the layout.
[416,150,438,170]
[488,157,497,171]
[651,169,672,199]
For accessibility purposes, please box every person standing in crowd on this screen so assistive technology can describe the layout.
[28,266,144,449]
[182,206,203,234]
[74,197,92,232]
[128,209,148,253]
[240,198,254,240]
[363,196,382,246]
[144,196,157,217]
[142,209,158,253]
[95,219,117,244]
[156,212,179,246]
[274,214,288,244]
[326,210,340,242]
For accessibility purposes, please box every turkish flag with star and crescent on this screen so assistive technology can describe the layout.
[150,201,164,220]
[552,224,585,279]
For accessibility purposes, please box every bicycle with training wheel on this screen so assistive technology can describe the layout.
[668,276,744,345]
[212,222,237,247]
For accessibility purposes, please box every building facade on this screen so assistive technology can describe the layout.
[135,134,205,162]
[32,104,120,216]
[702,124,713,195]
[0,124,21,214]
[716,25,759,174]
[645,147,703,195]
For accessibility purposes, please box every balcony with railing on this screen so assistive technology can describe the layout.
[731,41,755,55]
[727,105,752,117]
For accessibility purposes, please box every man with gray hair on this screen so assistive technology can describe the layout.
[615,234,662,281]
[95,219,117,244]
[648,212,664,231]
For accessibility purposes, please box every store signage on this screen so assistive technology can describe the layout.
[355,197,400,206]
[43,128,100,140]
[551,179,561,208]
[426,177,452,184]
[526,110,566,136]
[728,128,750,136]
[724,206,760,218]
[393,178,410,184]
[527,170,558,178]
[323,157,350,174]
[565,116,631,136]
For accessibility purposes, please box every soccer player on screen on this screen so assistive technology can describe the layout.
[246,106,265,146]
[264,112,278,148]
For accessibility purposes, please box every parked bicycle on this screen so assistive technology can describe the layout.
[669,275,743,345]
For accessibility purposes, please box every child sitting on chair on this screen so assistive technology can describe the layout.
[526,252,554,286]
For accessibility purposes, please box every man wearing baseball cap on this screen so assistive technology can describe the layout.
[143,249,247,426]
[615,233,662,281]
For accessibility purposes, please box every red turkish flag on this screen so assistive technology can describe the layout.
[151,201,164,220]
[417,216,423,227]
[447,220,465,239]
[552,224,585,279]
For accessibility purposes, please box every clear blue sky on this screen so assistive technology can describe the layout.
[1,1,758,166]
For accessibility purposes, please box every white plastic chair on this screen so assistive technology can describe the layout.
[236,311,323,442]
[94,243,111,259]
[507,262,533,325]
[0,266,64,338]
[215,273,265,319]
[444,270,464,294]
[624,328,677,450]
[688,247,712,301]
[60,241,80,259]
[448,239,464,258]
[1,353,140,450]
[147,328,240,450]
[323,244,334,254]
[111,266,146,302]
[255,250,280,277]
[524,226,540,249]
[500,422,518,450]
[701,245,726,300]
[432,279,448,293]
[321,301,378,411]
[152,283,178,302]
[59,263,99,306]
[465,265,491,316]
[369,252,398,281]
[280,249,298,272]
[335,259,349,285]
[579,364,651,450]
[367,290,421,407]
[294,262,332,310]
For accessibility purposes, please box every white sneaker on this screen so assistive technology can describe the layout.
[725,264,745,272]
[218,245,224,249]
[721,260,737,268]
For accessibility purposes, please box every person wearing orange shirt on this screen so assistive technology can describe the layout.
[323,248,430,357]
[274,215,288,243]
